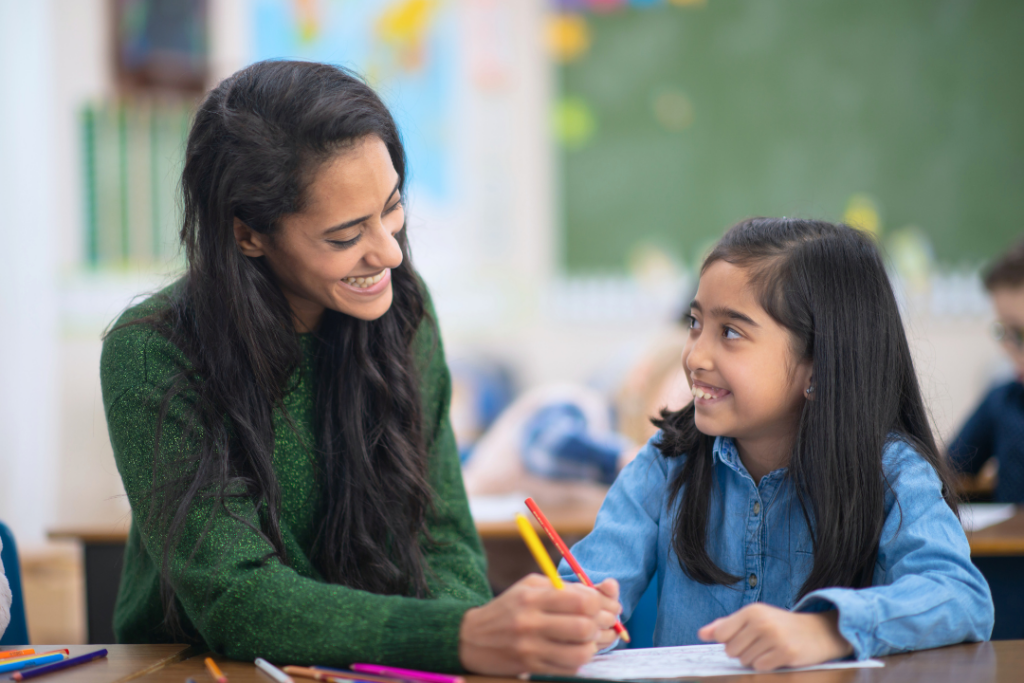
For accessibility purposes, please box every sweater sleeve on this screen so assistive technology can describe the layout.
[414,321,492,608]
[948,388,999,475]
[103,304,489,671]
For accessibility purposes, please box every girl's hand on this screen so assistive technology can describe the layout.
[459,574,623,676]
[697,603,853,671]
[593,578,623,650]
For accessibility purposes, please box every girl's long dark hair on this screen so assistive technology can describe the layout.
[124,61,436,632]
[654,217,958,598]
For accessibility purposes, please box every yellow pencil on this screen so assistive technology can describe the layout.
[515,513,565,589]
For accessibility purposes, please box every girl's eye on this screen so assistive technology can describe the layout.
[723,326,741,340]
[384,198,403,215]
[686,314,701,330]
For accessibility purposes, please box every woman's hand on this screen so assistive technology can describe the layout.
[459,574,623,676]
[697,603,853,671]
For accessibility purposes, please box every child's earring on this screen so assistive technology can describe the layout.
[805,384,815,399]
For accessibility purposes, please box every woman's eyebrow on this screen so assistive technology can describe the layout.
[321,179,401,236]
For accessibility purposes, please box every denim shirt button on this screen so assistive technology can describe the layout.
[752,500,761,516]
[748,573,758,588]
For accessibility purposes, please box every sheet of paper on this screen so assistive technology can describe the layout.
[577,643,883,679]
[468,493,528,522]
[960,503,1017,533]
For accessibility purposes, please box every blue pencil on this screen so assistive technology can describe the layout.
[11,648,107,680]
[0,653,66,675]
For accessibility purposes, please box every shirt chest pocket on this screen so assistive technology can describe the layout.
[785,549,815,608]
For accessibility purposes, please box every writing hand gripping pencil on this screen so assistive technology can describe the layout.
[515,513,623,652]
[525,498,630,644]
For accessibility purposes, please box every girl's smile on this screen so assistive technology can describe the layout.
[690,380,731,404]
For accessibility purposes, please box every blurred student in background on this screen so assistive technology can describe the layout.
[460,325,690,499]
[949,237,1024,502]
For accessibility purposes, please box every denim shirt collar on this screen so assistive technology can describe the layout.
[711,435,788,486]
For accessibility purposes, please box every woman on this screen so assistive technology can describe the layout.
[101,61,620,674]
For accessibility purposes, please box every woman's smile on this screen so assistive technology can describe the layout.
[339,268,390,294]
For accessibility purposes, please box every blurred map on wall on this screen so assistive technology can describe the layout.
[252,0,458,206]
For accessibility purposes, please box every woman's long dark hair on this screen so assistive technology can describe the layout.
[125,61,436,631]
[654,217,958,598]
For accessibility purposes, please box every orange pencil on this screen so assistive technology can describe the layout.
[525,497,630,643]
[205,656,228,683]
[0,650,34,660]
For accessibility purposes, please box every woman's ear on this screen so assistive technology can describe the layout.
[233,217,267,258]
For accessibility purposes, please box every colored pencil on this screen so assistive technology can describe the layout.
[11,648,107,680]
[526,497,631,643]
[350,665,463,683]
[308,667,410,683]
[283,666,383,683]
[255,658,294,683]
[515,513,565,589]
[0,652,68,674]
[0,650,67,666]
[205,656,228,683]
[519,675,695,683]
[0,649,34,660]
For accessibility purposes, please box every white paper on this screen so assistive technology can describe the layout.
[960,503,1017,533]
[467,493,528,522]
[577,643,883,679]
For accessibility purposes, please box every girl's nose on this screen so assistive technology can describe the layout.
[684,334,711,374]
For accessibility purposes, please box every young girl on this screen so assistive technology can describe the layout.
[562,218,994,671]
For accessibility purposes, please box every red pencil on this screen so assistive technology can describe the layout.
[525,497,630,643]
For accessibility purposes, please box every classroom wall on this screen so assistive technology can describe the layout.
[0,0,60,544]
[0,0,1011,551]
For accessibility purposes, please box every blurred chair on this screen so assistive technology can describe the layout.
[0,521,29,645]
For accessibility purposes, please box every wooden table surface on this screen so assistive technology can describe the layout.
[51,504,1024,554]
[0,644,193,683]
[966,506,1024,556]
[124,641,1024,682]
[49,507,600,543]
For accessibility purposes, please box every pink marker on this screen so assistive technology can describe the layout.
[350,664,464,683]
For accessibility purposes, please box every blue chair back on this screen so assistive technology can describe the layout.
[624,571,658,648]
[0,521,29,645]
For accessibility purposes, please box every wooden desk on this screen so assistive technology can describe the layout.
[127,641,1024,682]
[0,644,192,683]
[967,506,1024,556]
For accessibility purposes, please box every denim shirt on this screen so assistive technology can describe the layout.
[561,435,994,659]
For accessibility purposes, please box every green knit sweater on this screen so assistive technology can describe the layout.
[100,282,491,670]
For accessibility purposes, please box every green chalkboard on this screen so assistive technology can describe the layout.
[558,0,1024,273]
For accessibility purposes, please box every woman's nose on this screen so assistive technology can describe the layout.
[364,220,404,270]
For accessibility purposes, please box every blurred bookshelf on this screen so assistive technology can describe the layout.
[81,98,190,269]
